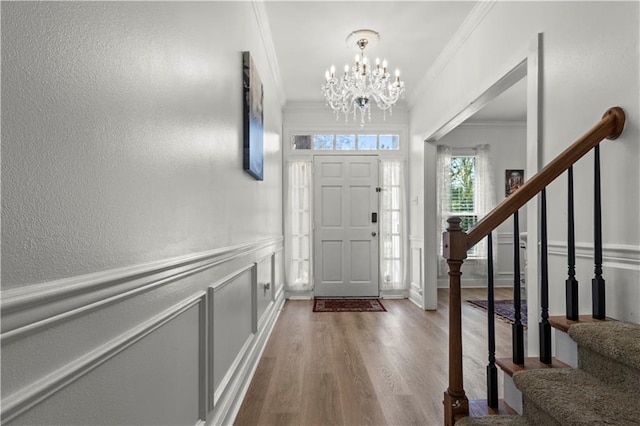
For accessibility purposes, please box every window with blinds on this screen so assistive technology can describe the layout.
[449,156,478,254]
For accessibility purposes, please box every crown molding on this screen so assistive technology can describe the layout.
[408,0,497,109]
[252,0,287,108]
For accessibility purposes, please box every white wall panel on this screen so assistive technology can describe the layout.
[274,250,284,299]
[255,255,274,331]
[211,269,254,398]
[5,297,205,425]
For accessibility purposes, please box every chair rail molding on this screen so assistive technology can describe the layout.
[547,241,640,271]
[1,237,283,343]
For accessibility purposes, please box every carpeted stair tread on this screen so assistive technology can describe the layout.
[568,321,640,371]
[513,368,640,425]
[456,415,530,425]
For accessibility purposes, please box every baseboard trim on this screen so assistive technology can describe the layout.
[409,288,423,309]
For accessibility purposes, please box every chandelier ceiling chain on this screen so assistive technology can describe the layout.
[322,29,406,126]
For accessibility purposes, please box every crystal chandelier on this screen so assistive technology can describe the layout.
[322,29,405,126]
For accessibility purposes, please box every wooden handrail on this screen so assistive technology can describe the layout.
[466,107,626,249]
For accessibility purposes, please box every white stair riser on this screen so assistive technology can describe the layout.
[503,374,523,415]
[554,329,578,368]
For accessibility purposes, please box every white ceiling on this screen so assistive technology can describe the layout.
[263,1,476,104]
[262,1,526,122]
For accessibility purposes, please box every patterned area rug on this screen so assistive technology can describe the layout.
[313,298,387,313]
[467,299,528,327]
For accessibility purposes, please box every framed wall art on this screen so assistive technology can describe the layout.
[242,51,264,180]
[505,169,524,197]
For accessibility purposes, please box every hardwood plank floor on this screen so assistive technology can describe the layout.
[235,288,516,426]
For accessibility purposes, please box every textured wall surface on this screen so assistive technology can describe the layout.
[2,2,283,288]
[411,1,639,319]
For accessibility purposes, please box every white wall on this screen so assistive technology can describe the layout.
[411,1,640,328]
[2,2,283,289]
[2,2,284,425]
[432,123,527,288]
[284,102,409,133]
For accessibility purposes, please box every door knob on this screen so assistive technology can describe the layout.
[372,232,377,237]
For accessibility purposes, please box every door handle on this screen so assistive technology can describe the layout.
[372,232,377,237]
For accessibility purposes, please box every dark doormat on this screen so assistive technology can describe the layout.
[313,298,387,312]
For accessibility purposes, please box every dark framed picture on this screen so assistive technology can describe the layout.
[242,51,264,180]
[505,169,524,197]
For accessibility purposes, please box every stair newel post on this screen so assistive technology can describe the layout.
[566,166,579,320]
[592,144,606,319]
[512,211,524,365]
[442,217,469,426]
[539,188,552,364]
[486,232,498,409]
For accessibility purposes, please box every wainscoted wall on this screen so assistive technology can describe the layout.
[1,238,284,425]
[546,242,640,325]
[2,2,285,425]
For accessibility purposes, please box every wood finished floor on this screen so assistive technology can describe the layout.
[235,288,515,426]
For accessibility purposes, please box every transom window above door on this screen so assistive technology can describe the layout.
[291,133,399,151]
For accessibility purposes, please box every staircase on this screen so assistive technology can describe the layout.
[458,319,640,425]
[441,107,632,425]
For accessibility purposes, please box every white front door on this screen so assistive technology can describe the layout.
[313,155,379,297]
